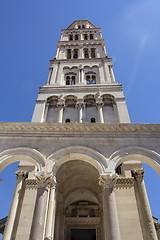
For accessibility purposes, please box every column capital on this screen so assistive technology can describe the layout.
[57,99,65,109]
[99,174,117,189]
[96,98,104,108]
[76,99,84,109]
[132,169,145,182]
[15,171,28,180]
[35,172,57,188]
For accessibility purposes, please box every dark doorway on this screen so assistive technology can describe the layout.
[71,229,96,240]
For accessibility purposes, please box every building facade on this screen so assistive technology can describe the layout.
[1,20,160,240]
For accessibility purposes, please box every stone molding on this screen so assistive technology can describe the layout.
[99,175,135,189]
[0,123,160,135]
[114,177,135,189]
[25,179,38,188]
[65,217,100,225]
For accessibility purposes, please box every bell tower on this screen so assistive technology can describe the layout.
[32,20,130,124]
[1,20,159,240]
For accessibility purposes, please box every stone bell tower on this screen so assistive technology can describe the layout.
[32,19,130,124]
[2,20,159,240]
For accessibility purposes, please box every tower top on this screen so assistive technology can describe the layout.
[67,20,97,30]
[32,20,130,124]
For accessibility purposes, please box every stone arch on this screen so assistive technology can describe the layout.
[108,146,160,177]
[47,146,108,175]
[0,147,46,173]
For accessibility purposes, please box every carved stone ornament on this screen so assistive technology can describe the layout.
[114,177,135,189]
[1,122,160,134]
[76,99,84,109]
[99,174,117,189]
[15,171,28,179]
[132,169,145,182]
[57,98,65,109]
[35,172,57,188]
[96,98,103,108]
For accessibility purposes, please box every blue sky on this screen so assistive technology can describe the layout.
[0,0,160,238]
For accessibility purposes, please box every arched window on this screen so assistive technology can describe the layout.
[78,25,81,29]
[91,118,96,123]
[65,74,76,85]
[67,49,71,59]
[86,74,96,84]
[82,25,85,29]
[69,35,73,41]
[91,48,96,58]
[75,34,79,40]
[65,118,70,123]
[73,49,78,59]
[90,34,93,39]
[84,48,89,58]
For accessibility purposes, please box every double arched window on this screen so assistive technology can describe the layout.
[86,73,96,84]
[66,74,76,85]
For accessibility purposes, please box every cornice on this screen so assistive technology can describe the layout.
[0,123,160,136]
[49,57,112,65]
[39,83,123,94]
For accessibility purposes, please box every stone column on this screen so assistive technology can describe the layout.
[96,98,104,123]
[45,178,57,240]
[57,98,65,123]
[81,68,84,83]
[29,172,54,240]
[132,169,158,240]
[99,175,121,240]
[3,171,28,240]
[78,68,81,84]
[76,99,84,123]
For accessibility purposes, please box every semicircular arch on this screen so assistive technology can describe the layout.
[109,147,160,177]
[47,146,108,175]
[0,147,46,173]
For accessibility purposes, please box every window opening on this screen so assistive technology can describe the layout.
[67,49,71,59]
[82,25,85,28]
[90,34,93,39]
[65,75,76,85]
[84,48,89,58]
[65,118,70,123]
[66,76,70,85]
[91,118,96,123]
[84,34,88,40]
[73,49,78,59]
[69,35,73,41]
[75,34,78,40]
[91,48,96,58]
[86,74,96,84]
[78,25,81,29]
